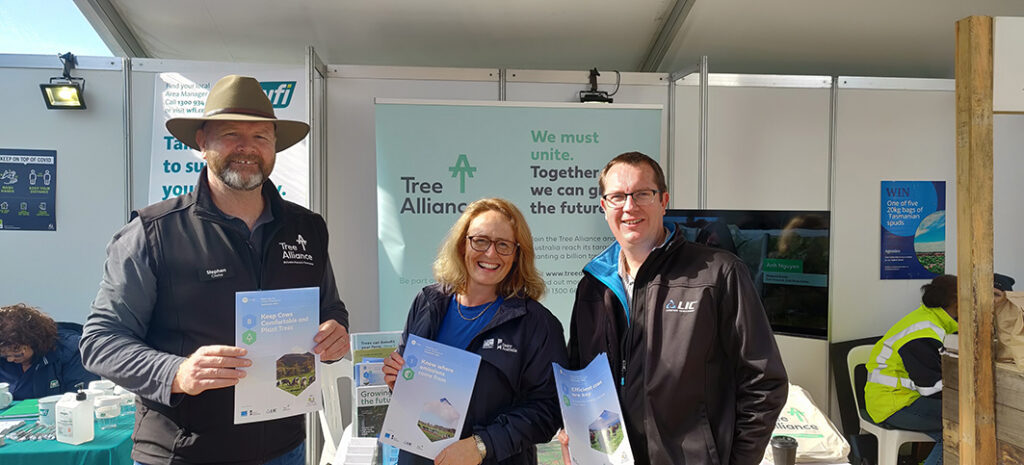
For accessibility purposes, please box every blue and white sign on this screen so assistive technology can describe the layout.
[148,69,309,207]
[0,148,57,231]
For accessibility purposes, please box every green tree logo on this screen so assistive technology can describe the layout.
[448,154,477,194]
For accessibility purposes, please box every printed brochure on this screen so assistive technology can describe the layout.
[356,385,392,438]
[554,353,634,465]
[378,334,481,459]
[351,331,403,363]
[234,287,322,425]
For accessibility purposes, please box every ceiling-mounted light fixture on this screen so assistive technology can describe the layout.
[579,68,619,103]
[40,52,86,110]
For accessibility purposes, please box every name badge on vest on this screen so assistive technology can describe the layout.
[198,266,235,282]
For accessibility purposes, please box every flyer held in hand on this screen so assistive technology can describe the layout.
[234,286,323,425]
[379,335,481,459]
[554,353,634,465]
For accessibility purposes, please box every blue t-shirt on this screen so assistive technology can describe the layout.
[0,329,97,400]
[436,295,503,350]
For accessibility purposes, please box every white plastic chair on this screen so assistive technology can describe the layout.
[319,358,354,465]
[847,345,935,465]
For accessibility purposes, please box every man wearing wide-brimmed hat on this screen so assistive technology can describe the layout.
[82,75,350,465]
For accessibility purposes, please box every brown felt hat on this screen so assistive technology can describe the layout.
[165,75,309,152]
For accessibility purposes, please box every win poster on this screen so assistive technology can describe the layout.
[376,101,662,330]
[880,181,946,279]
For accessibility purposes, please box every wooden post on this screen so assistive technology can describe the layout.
[954,15,995,465]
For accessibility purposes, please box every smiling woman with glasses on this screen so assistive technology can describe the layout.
[465,235,518,256]
[382,198,568,465]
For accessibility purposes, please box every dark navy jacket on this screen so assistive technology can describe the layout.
[1,323,98,400]
[397,284,567,465]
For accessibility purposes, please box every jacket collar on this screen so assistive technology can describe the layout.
[421,283,529,333]
[921,304,959,334]
[583,222,679,314]
[192,166,285,222]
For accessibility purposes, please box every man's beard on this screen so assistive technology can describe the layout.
[211,153,272,191]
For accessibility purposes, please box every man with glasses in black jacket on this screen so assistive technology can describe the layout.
[567,151,788,465]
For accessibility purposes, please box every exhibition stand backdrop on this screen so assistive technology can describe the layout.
[3,54,1023,434]
[375,100,662,328]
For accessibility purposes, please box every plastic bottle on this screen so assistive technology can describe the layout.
[56,391,94,444]
[113,385,136,428]
[94,395,121,430]
[88,379,116,395]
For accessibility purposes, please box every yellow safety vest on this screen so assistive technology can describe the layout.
[864,304,958,423]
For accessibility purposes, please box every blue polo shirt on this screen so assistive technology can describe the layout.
[0,327,98,400]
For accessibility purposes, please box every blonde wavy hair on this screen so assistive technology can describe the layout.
[433,198,546,300]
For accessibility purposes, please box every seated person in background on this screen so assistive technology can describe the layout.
[994,273,1015,307]
[865,274,958,465]
[0,303,98,400]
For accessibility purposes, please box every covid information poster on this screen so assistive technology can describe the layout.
[0,148,57,231]
[376,101,662,330]
[148,70,308,207]
[880,181,946,279]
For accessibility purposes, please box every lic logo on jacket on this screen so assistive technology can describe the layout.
[664,299,697,313]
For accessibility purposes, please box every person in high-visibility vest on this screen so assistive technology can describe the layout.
[865,274,957,465]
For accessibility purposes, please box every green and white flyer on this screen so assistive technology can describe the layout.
[350,330,403,363]
[234,286,322,424]
[554,353,634,465]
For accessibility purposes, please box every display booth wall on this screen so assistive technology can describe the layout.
[2,55,1023,434]
[672,75,832,414]
[0,56,128,325]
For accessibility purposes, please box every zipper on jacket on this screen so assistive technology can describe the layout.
[246,240,262,289]
[255,221,285,290]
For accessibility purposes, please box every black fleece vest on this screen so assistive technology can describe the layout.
[132,175,327,465]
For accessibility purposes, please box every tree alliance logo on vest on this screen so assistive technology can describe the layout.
[280,234,315,266]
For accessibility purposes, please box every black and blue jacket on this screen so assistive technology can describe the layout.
[396,284,568,465]
[568,227,788,465]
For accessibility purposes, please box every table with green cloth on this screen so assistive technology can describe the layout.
[0,399,133,465]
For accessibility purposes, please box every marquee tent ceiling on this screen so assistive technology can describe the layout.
[76,0,1024,78]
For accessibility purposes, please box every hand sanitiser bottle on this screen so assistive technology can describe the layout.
[56,391,94,444]
[94,395,121,430]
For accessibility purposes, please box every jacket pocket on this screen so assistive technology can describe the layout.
[690,404,722,465]
[684,403,724,465]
